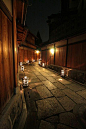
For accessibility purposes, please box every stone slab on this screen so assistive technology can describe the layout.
[45,116,59,123]
[57,96,76,111]
[53,82,66,89]
[36,97,64,119]
[37,75,47,81]
[29,82,44,89]
[77,89,86,99]
[29,78,41,83]
[39,120,54,129]
[57,78,72,85]
[65,83,85,92]
[42,80,56,90]
[57,124,73,129]
[45,76,57,82]
[62,89,86,104]
[51,89,65,98]
[36,86,53,99]
[59,112,83,129]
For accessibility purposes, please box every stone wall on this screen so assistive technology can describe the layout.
[0,87,27,129]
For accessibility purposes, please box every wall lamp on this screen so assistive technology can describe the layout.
[35,50,40,54]
[50,48,54,55]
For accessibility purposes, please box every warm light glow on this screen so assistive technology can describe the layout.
[38,61,41,65]
[23,76,29,87]
[61,70,65,77]
[26,60,29,64]
[42,63,45,67]
[20,62,22,66]
[59,78,62,81]
[50,48,54,55]
[24,76,27,79]
[36,50,39,54]
[32,59,35,62]
[15,48,16,52]
[21,66,24,71]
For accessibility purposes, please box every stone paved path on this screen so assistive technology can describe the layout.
[18,63,86,129]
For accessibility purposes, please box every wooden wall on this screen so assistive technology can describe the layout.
[0,9,14,112]
[55,46,66,67]
[18,47,39,62]
[41,36,86,71]
[67,42,86,71]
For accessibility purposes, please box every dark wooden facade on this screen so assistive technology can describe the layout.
[18,30,39,63]
[41,1,86,72]
[41,34,86,71]
[0,0,28,112]
[0,9,14,112]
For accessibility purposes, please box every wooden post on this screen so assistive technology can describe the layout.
[66,39,68,67]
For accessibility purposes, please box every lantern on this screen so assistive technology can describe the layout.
[42,63,45,67]
[22,76,29,87]
[21,66,24,71]
[20,62,22,66]
[38,61,41,65]
[61,70,65,77]
[26,60,29,64]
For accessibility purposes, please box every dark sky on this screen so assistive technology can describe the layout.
[26,0,61,42]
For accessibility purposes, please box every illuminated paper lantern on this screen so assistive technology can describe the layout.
[21,66,24,71]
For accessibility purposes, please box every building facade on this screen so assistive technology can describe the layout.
[41,0,86,83]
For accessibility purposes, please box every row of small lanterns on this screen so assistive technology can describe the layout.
[20,61,29,89]
[38,60,65,77]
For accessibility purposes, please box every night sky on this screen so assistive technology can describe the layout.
[26,0,61,42]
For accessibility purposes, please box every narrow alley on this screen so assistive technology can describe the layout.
[19,62,86,129]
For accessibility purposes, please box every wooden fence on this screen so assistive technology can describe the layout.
[41,34,86,71]
[18,47,40,63]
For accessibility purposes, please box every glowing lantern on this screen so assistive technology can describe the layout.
[21,66,24,71]
[32,59,35,62]
[20,62,22,66]
[26,60,29,64]
[38,61,41,65]
[61,70,65,77]
[23,76,29,87]
[42,63,45,67]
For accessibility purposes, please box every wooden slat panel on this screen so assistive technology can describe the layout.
[67,42,86,71]
[19,48,24,62]
[0,10,13,112]
[8,19,14,95]
[2,12,10,103]
[24,49,28,62]
[55,46,66,66]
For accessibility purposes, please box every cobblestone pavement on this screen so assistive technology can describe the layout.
[19,63,86,129]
